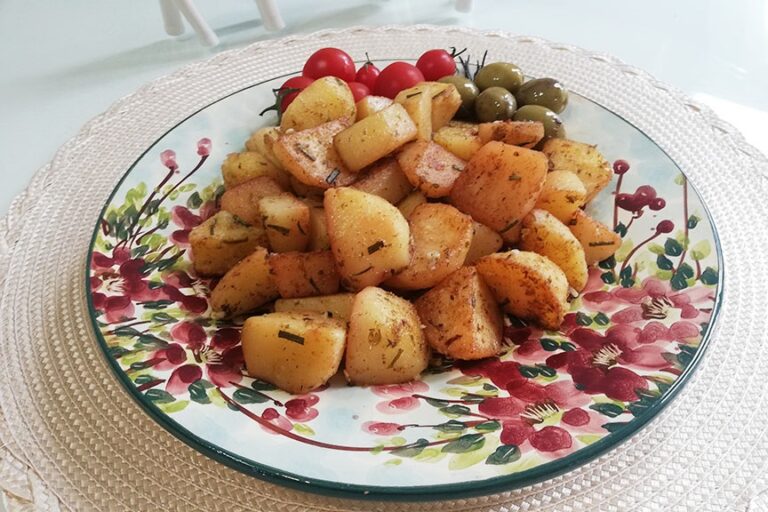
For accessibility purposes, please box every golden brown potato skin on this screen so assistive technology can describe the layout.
[268,250,340,299]
[477,121,545,149]
[429,83,462,131]
[189,211,266,276]
[520,209,589,292]
[258,193,311,253]
[568,210,622,265]
[396,191,427,220]
[385,203,473,290]
[449,141,548,243]
[274,293,356,321]
[280,76,357,132]
[476,250,569,330]
[415,266,503,360]
[245,126,284,170]
[465,221,504,265]
[324,187,411,291]
[344,287,429,386]
[210,247,278,317]
[395,84,433,141]
[242,312,347,394]
[351,158,413,205]
[433,121,483,161]
[220,176,285,226]
[220,151,290,189]
[396,140,466,198]
[541,138,613,202]
[534,170,587,223]
[355,95,394,120]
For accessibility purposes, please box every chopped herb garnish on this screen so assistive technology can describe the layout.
[367,240,385,254]
[589,241,616,247]
[308,277,321,294]
[278,330,304,345]
[388,348,404,368]
[499,219,519,233]
[232,215,251,226]
[405,91,422,98]
[351,265,374,276]
[508,174,521,181]
[326,169,341,185]
[209,219,217,235]
[297,222,307,235]
[266,224,290,235]
[295,144,316,161]
[432,89,448,99]
[445,334,462,346]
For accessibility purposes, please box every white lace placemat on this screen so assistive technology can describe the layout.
[1,25,767,512]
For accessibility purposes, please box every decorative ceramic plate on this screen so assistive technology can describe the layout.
[86,58,722,500]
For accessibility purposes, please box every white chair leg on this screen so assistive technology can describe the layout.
[172,0,220,47]
[255,0,286,32]
[455,0,474,13]
[159,0,185,36]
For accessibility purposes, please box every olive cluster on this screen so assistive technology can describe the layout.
[438,62,568,141]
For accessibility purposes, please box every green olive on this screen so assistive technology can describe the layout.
[438,75,480,118]
[512,105,566,140]
[474,87,517,122]
[474,62,524,93]
[515,78,569,114]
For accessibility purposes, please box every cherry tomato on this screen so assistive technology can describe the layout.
[355,59,380,91]
[416,49,457,81]
[373,62,425,99]
[347,82,371,103]
[278,76,314,112]
[303,48,356,82]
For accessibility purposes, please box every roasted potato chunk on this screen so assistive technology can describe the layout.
[221,151,289,189]
[534,170,587,223]
[520,209,588,291]
[476,250,569,330]
[433,121,483,161]
[351,158,413,204]
[210,247,277,316]
[356,95,394,120]
[280,76,356,131]
[189,211,266,276]
[465,221,504,265]
[386,203,473,290]
[259,193,311,253]
[568,210,622,265]
[397,190,427,220]
[273,118,357,189]
[220,176,285,226]
[429,82,462,131]
[396,140,465,198]
[308,206,331,250]
[345,287,429,385]
[415,266,503,360]
[395,84,433,141]
[541,138,613,202]
[324,187,410,290]
[450,141,548,243]
[289,176,326,199]
[478,121,544,149]
[334,104,417,172]
[242,312,346,394]
[268,250,340,299]
[274,293,356,321]
[245,126,284,170]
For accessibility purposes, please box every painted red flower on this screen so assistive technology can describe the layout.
[160,269,209,314]
[169,203,218,249]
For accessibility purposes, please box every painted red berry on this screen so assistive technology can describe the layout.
[656,220,674,233]
[613,159,630,174]
[634,185,657,207]
[562,408,590,426]
[649,197,666,211]
[529,426,573,452]
[616,193,640,212]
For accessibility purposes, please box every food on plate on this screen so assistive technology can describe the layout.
[189,47,622,394]
[242,312,347,394]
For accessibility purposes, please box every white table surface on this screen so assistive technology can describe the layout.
[1,0,767,216]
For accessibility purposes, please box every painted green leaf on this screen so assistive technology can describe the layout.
[655,269,673,280]
[151,312,177,324]
[485,444,521,465]
[648,243,665,255]
[391,438,429,457]
[482,383,498,392]
[674,174,686,185]
[446,375,482,386]
[140,300,175,310]
[598,255,616,269]
[679,262,694,278]
[687,215,700,229]
[113,326,142,338]
[474,420,501,433]
[614,222,627,237]
[440,404,471,416]
[187,191,203,209]
[249,379,277,391]
[576,434,602,445]
[293,423,315,436]
[560,341,576,352]
[233,388,268,404]
[594,312,610,326]
[589,402,625,418]
[656,254,674,270]
[691,240,711,261]
[540,338,559,351]
[145,389,175,404]
[158,399,189,414]
[602,421,630,433]
[619,266,635,288]
[188,380,210,404]
[441,433,485,454]
[434,420,467,433]
[601,271,616,284]
[535,364,557,378]
[425,397,450,407]
[134,374,155,385]
[137,334,169,349]
[700,267,718,285]
[670,270,689,291]
[575,312,593,326]
[518,366,539,379]
[664,238,683,256]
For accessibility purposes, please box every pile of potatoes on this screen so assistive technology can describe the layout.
[188,76,621,394]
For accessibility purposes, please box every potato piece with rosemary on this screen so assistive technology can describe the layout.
[356,95,393,120]
[189,211,267,276]
[274,293,356,321]
[268,250,340,299]
[476,250,569,330]
[433,121,483,161]
[344,287,429,386]
[541,138,613,202]
[324,187,410,290]
[351,158,413,204]
[242,312,347,394]
[520,209,588,291]
[245,126,284,170]
[429,82,462,131]
[396,190,427,220]
[258,193,311,253]
[534,170,587,223]
[210,247,277,317]
[395,85,433,141]
[477,120,545,149]
[334,104,418,172]
[308,206,331,250]
[465,221,504,265]
[396,140,466,198]
[280,76,357,131]
[568,210,622,265]
[273,118,357,189]
[221,151,290,189]
[220,176,285,226]
[449,141,547,243]
[289,176,326,199]
[415,266,503,360]
[385,203,473,290]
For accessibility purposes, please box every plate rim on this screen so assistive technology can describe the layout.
[84,64,725,502]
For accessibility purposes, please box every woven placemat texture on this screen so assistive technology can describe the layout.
[1,26,768,512]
